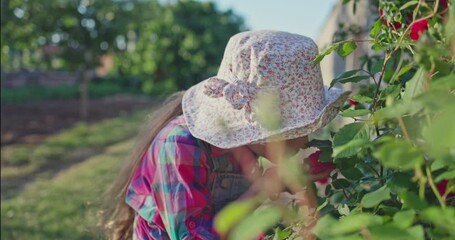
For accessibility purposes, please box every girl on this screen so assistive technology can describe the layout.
[104,30,349,240]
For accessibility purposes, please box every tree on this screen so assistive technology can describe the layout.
[1,0,161,119]
[116,0,246,93]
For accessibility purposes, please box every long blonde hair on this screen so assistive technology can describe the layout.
[102,91,185,239]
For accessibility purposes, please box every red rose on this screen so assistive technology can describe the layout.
[409,19,429,41]
[349,99,359,106]
[437,179,454,199]
[440,0,449,9]
[379,9,402,30]
[306,151,336,184]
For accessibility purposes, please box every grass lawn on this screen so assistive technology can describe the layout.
[1,105,158,239]
[1,139,133,240]
[1,109,150,180]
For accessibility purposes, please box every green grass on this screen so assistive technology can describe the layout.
[1,139,132,240]
[1,109,150,179]
[1,82,142,104]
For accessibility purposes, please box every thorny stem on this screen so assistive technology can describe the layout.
[398,116,429,201]
[425,63,435,90]
[390,50,404,83]
[414,166,427,200]
[426,165,447,208]
[360,69,377,85]
[397,117,411,143]
[372,53,391,137]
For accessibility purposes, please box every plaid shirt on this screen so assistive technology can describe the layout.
[126,115,220,240]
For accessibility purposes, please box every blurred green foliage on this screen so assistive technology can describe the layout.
[1,0,245,93]
[116,1,246,91]
[1,81,140,104]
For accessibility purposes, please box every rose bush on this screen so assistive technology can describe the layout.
[214,1,454,239]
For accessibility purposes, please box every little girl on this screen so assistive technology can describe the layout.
[104,30,349,240]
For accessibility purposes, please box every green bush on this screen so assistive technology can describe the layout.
[215,1,455,239]
[1,81,142,104]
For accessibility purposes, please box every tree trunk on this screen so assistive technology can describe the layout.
[79,68,91,121]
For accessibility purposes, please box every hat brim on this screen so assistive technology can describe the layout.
[182,79,350,149]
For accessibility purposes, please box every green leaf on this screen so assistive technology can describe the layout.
[229,206,281,240]
[337,40,357,58]
[333,69,362,81]
[333,123,371,158]
[402,68,425,102]
[373,138,424,170]
[314,42,341,64]
[422,107,455,159]
[340,167,363,181]
[350,95,373,103]
[312,215,338,238]
[399,0,419,10]
[368,224,418,240]
[361,186,391,208]
[330,75,370,89]
[394,63,413,80]
[313,214,383,238]
[331,213,383,235]
[431,159,447,171]
[214,198,259,235]
[434,169,455,182]
[431,74,455,91]
[421,207,455,236]
[387,172,415,194]
[400,191,428,210]
[370,19,382,38]
[374,100,420,119]
[272,228,292,240]
[339,75,369,84]
[340,109,370,117]
[332,179,351,189]
[333,139,370,160]
[414,91,455,112]
[393,209,416,229]
[406,226,425,240]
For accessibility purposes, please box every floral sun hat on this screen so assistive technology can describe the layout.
[182,30,350,149]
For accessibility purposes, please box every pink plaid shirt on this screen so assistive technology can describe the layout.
[126,115,225,240]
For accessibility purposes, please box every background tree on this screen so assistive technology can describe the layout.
[116,0,246,93]
[1,0,161,120]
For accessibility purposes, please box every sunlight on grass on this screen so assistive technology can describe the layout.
[1,109,149,179]
[1,139,134,240]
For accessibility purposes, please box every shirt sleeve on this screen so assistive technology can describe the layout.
[153,135,219,240]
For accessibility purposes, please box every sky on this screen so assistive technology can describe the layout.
[208,0,339,39]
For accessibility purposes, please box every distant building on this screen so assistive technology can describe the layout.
[316,0,377,92]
